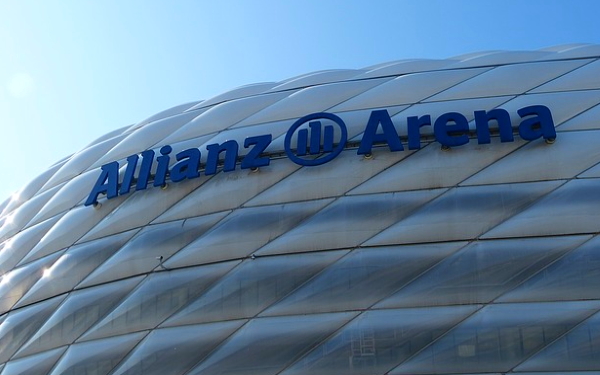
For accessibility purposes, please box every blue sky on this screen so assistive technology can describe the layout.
[1,0,599,201]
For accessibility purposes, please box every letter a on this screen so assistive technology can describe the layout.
[358,109,403,155]
[518,105,556,141]
[85,161,119,206]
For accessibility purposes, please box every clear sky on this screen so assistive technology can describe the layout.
[1,0,599,201]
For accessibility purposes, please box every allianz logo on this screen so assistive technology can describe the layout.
[86,105,555,206]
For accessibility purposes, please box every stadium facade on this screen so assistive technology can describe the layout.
[1,44,600,374]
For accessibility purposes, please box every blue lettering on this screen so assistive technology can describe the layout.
[241,134,272,169]
[434,112,470,147]
[87,105,556,206]
[206,140,239,175]
[170,148,201,182]
[285,112,347,166]
[119,154,138,195]
[154,145,172,187]
[136,150,155,191]
[407,115,431,150]
[474,109,514,144]
[85,161,119,206]
[358,109,403,155]
[518,105,556,141]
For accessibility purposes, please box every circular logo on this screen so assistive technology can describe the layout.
[284,112,348,166]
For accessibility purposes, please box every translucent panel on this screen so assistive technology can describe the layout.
[531,59,600,93]
[15,277,143,358]
[0,295,64,363]
[116,123,146,138]
[389,301,600,374]
[190,82,277,110]
[0,252,62,314]
[0,185,60,242]
[28,169,101,226]
[515,311,600,372]
[134,101,200,128]
[280,306,478,375]
[163,251,347,326]
[77,174,206,243]
[0,162,62,221]
[579,161,600,178]
[462,131,600,185]
[246,149,412,206]
[349,139,525,195]
[257,190,445,256]
[427,60,589,101]
[78,214,227,287]
[539,43,600,58]
[82,123,130,149]
[366,181,562,246]
[0,196,12,217]
[449,50,506,61]
[93,111,200,167]
[187,312,357,375]
[39,133,126,192]
[269,69,363,91]
[48,331,147,375]
[376,236,589,309]
[0,213,7,230]
[558,103,600,131]
[236,78,390,126]
[154,161,301,223]
[448,50,553,68]
[80,261,239,341]
[0,215,61,274]
[22,194,127,263]
[357,59,455,79]
[164,199,333,268]
[262,243,466,317]
[111,320,246,375]
[161,91,290,144]
[332,68,490,112]
[499,235,600,303]
[1,347,66,375]
[543,43,598,52]
[370,59,439,70]
[0,197,9,216]
[15,229,137,307]
[482,179,600,239]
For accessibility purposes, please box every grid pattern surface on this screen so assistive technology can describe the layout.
[1,44,600,374]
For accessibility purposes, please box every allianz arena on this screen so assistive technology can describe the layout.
[2,44,600,375]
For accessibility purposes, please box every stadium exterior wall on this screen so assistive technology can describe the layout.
[1,44,600,374]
